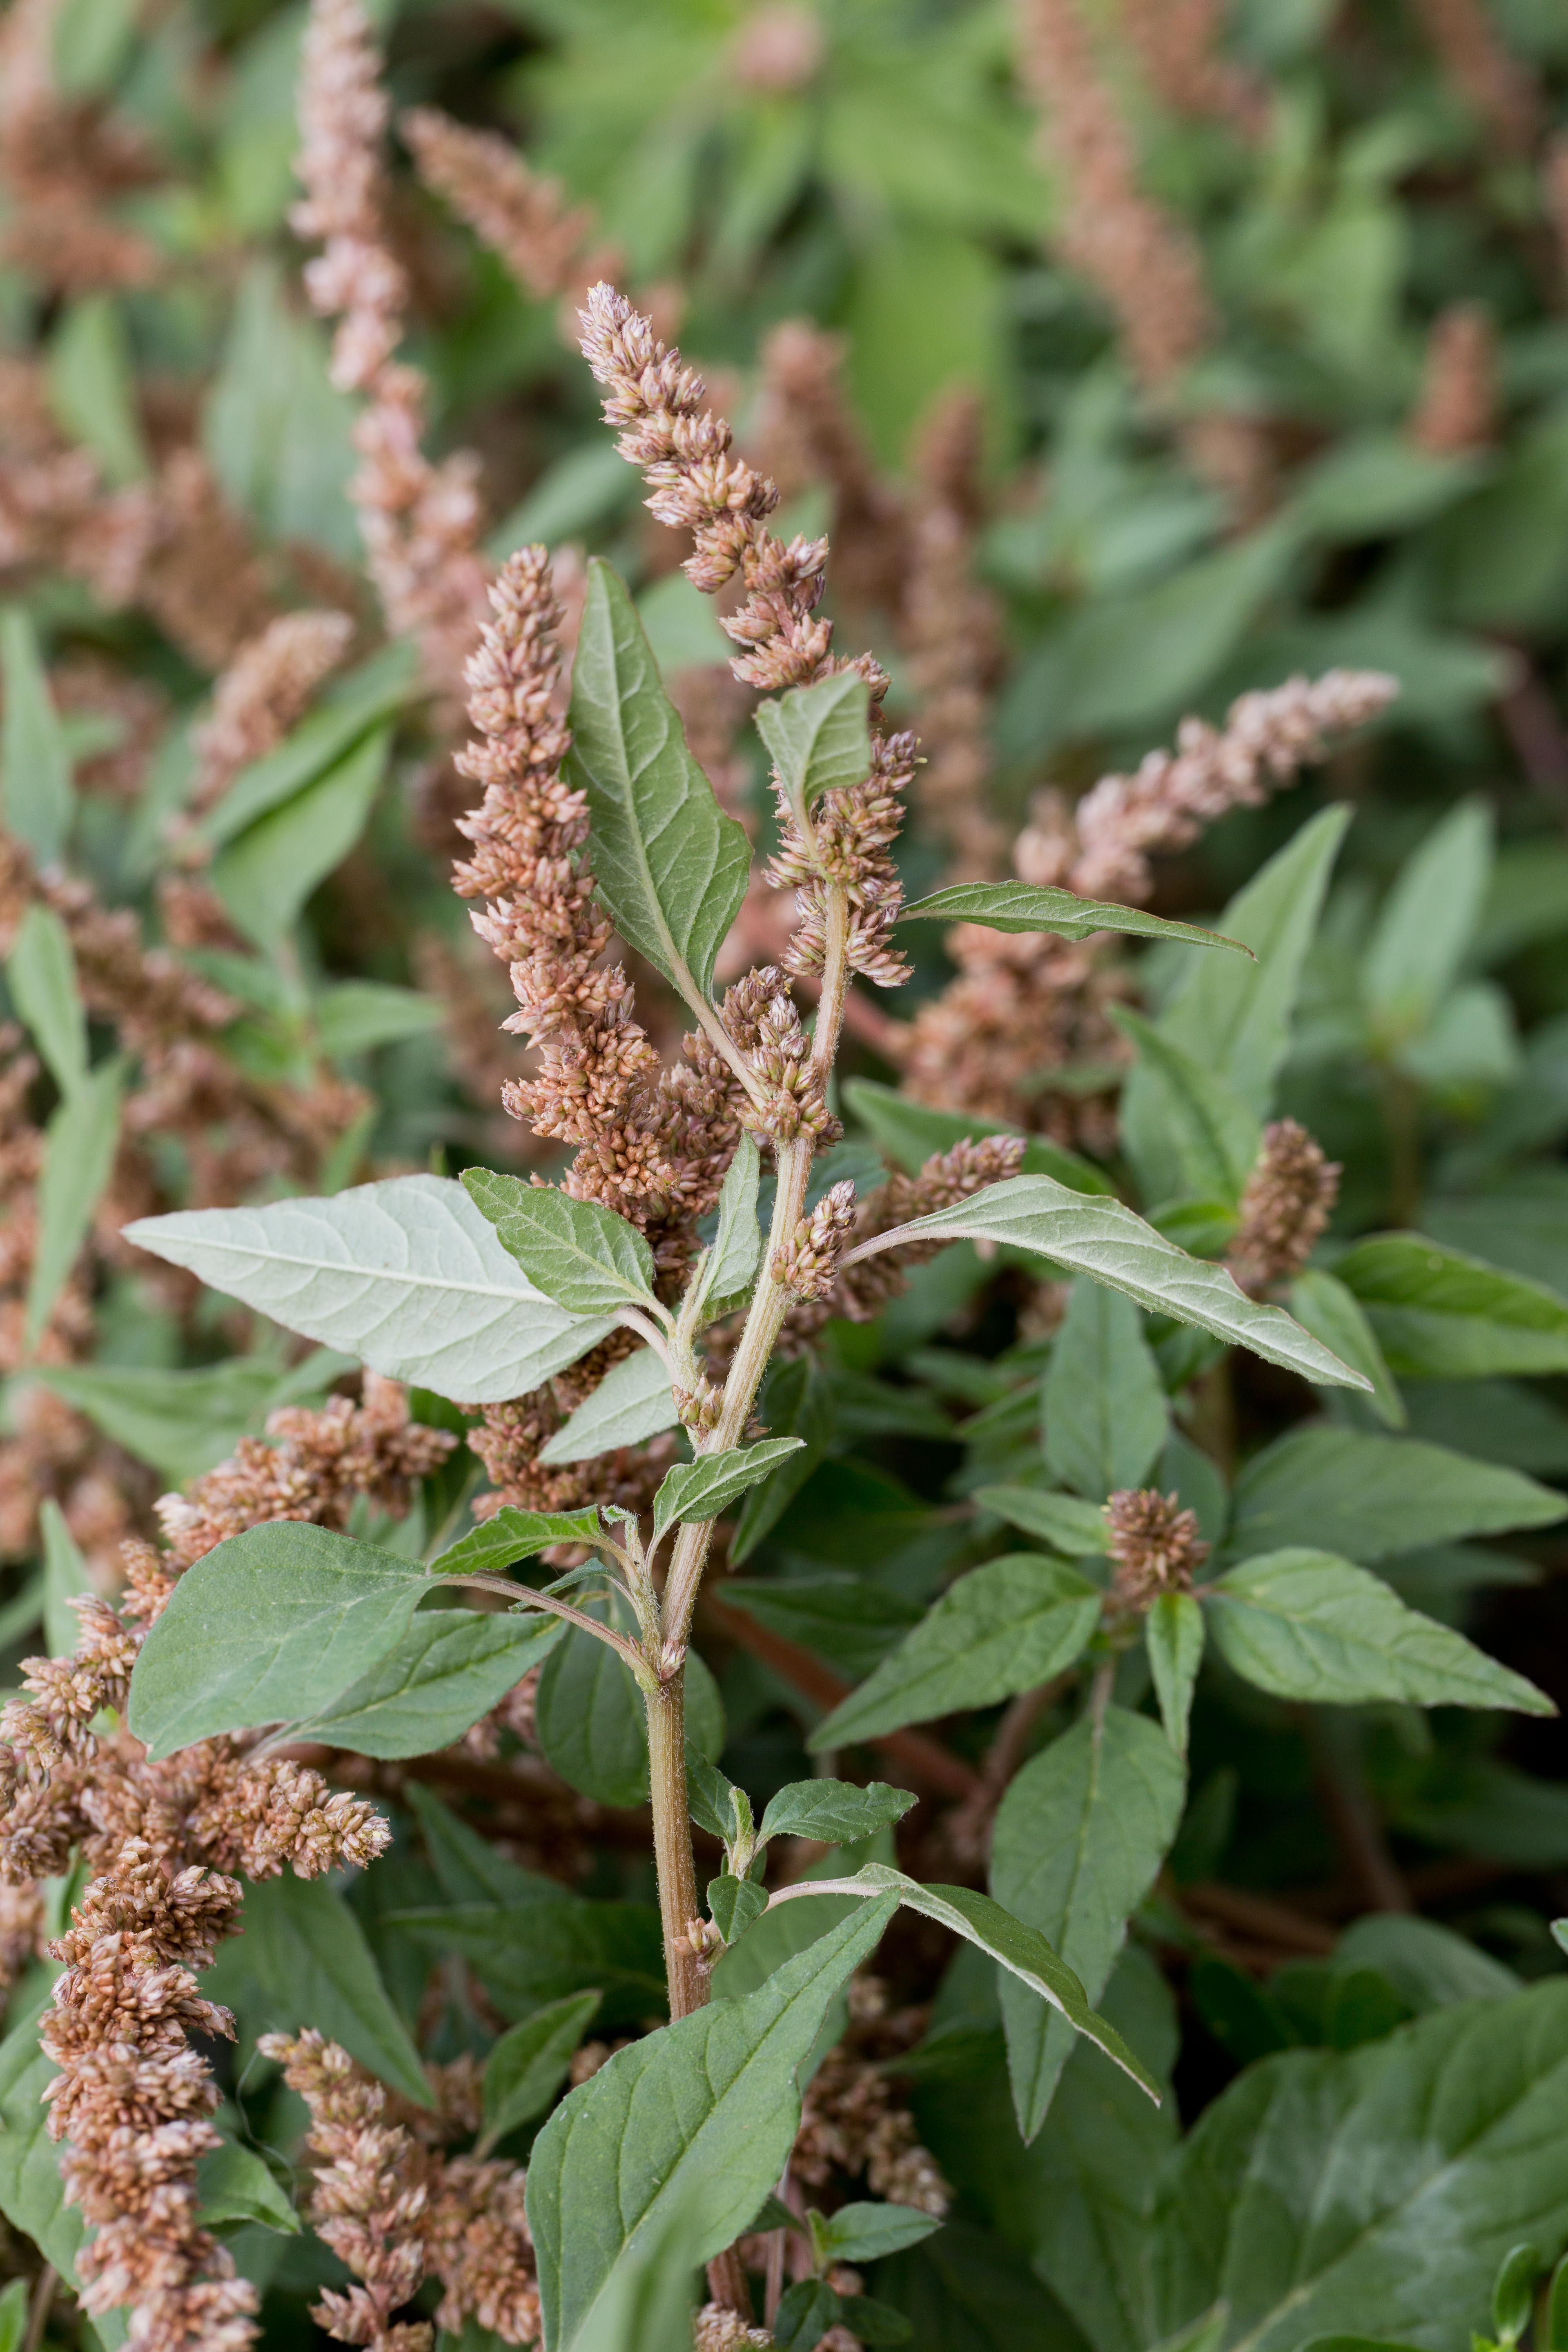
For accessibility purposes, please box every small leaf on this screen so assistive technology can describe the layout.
[758,1780,918,1848]
[195,2140,301,2235]
[899,882,1252,957]
[539,1346,679,1465]
[1205,1547,1555,1713]
[126,1174,615,1405]
[754,671,872,824]
[1333,1232,1568,1381]
[975,1486,1110,1555]
[6,903,86,1098]
[687,1755,746,1845]
[429,1505,606,1579]
[566,559,751,1000]
[838,2296,915,2347]
[481,1991,602,2151]
[1147,1591,1205,1754]
[1290,1270,1406,1430]
[128,1522,433,1758]
[689,1131,764,1323]
[0,608,73,863]
[1492,2243,1539,2345]
[0,2279,26,2352]
[25,1057,123,1352]
[775,2282,844,2351]
[294,1608,563,1758]
[1363,799,1493,1040]
[1044,1277,1169,1501]
[652,1437,806,1540]
[462,1167,658,1317]
[239,1870,431,2107]
[844,1175,1369,1389]
[991,1707,1185,2135]
[816,2202,942,2265]
[211,722,391,950]
[200,640,419,849]
[45,295,147,485]
[708,1873,767,1945]
[39,1499,89,1660]
[809,1557,1101,1748]
[527,1899,899,2350]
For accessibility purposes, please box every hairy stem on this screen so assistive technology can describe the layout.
[644,1674,706,2017]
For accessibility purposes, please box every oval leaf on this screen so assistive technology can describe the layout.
[539,1346,679,1466]
[652,1436,806,1541]
[462,1167,658,1316]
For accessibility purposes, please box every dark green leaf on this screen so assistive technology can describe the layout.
[314,981,442,1059]
[844,1078,1112,1195]
[900,884,1250,957]
[128,1521,432,1758]
[1044,1278,1169,1501]
[731,1356,837,1561]
[1112,1007,1261,1210]
[240,1871,430,2106]
[808,1556,1100,1748]
[212,722,391,950]
[195,2140,301,2234]
[841,2294,916,2346]
[429,1506,606,1579]
[975,1487,1110,1556]
[652,1437,805,1540]
[461,1168,658,1316]
[1363,800,1493,1042]
[1333,1233,1568,1380]
[1225,1427,1565,1564]
[1205,1548,1552,1712]
[392,1892,664,2025]
[689,1131,763,1322]
[991,1708,1185,2137]
[1289,1271,1406,1430]
[758,1779,918,1847]
[816,2202,942,2264]
[480,1991,603,2152]
[1147,1591,1205,1755]
[775,2282,844,2351]
[566,560,750,1000]
[294,1608,563,1757]
[39,1498,88,1659]
[1492,2243,1538,2344]
[26,1057,123,1351]
[1335,1915,1520,2012]
[536,1612,649,1807]
[707,1873,767,1945]
[875,2218,1092,2352]
[0,1974,84,2284]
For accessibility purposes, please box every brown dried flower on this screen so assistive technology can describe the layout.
[1105,1488,1209,1612]
[402,107,597,306]
[1225,1118,1340,1297]
[1410,303,1497,457]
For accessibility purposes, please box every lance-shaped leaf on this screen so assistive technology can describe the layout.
[25,1057,123,1351]
[462,1168,658,1318]
[1225,1426,1565,1563]
[754,671,873,825]
[686,1131,763,1324]
[1290,1269,1406,1430]
[991,1707,1186,2136]
[566,559,750,1000]
[481,1993,604,2155]
[129,1523,441,1757]
[844,1076,1113,1196]
[293,1609,564,1758]
[40,1499,89,1659]
[527,1899,900,2350]
[234,1871,431,2107]
[125,1174,614,1405]
[1204,1548,1555,1713]
[841,1175,1369,1389]
[899,881,1251,956]
[0,606,74,862]
[7,902,86,1098]
[652,1437,806,1540]
[792,1864,1162,2100]
[1045,1278,1169,1500]
[1147,1591,1205,1754]
[976,1486,1110,1556]
[1111,1006,1261,1209]
[809,1556,1101,1749]
[430,1506,607,1579]
[757,1779,918,1847]
[212,722,391,951]
[1332,1232,1568,1380]
[539,1347,680,1465]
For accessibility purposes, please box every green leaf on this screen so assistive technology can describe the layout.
[535,1612,650,1807]
[708,1873,767,1945]
[238,1870,431,2107]
[0,609,73,863]
[847,1176,1369,1388]
[538,1346,679,1466]
[461,1168,659,1317]
[45,296,148,485]
[975,1486,1110,1555]
[428,1505,607,1580]
[195,2140,301,2234]
[758,1779,918,1847]
[391,1889,665,2027]
[1333,1233,1568,1380]
[1044,1278,1169,1501]
[211,723,391,950]
[313,981,442,1059]
[731,1356,835,1561]
[480,1991,603,2152]
[39,1498,89,1659]
[816,2202,942,2265]
[26,1354,341,1483]
[294,1608,563,1758]
[776,2281,846,2351]
[991,1708,1186,2137]
[1494,2244,1539,2345]
[1225,1426,1565,1563]
[844,1077,1113,1195]
[808,1557,1101,1748]
[527,1899,899,2350]
[651,1436,806,1541]
[128,1521,433,1758]
[0,2280,25,2352]
[1363,799,1494,1041]
[199,640,418,849]
[689,1131,763,1323]
[1205,1547,1553,1713]
[25,1056,123,1352]
[565,559,750,1001]
[687,1756,746,1846]
[754,672,873,826]
[125,1175,615,1406]
[1111,1007,1261,1209]
[0,1974,85,2284]
[900,882,1251,957]
[7,903,86,1098]
[1335,1915,1520,2013]
[1289,1270,1406,1430]
[1152,1980,1568,2352]
[1147,1591,1205,1754]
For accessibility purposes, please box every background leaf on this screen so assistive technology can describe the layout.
[6,903,86,1098]
[24,1058,123,1352]
[232,1871,431,2107]
[211,723,391,949]
[1225,1428,1565,1564]
[901,883,1250,956]
[1044,1278,1169,1501]
[0,608,73,862]
[1333,1235,1568,1380]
